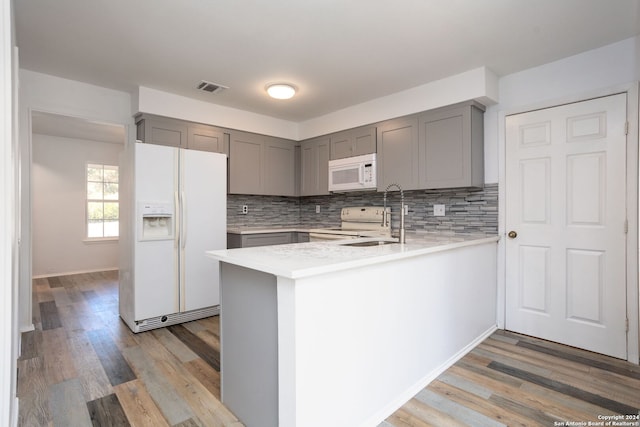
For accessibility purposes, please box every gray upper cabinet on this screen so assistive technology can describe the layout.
[229,131,264,194]
[264,137,296,196]
[137,115,187,148]
[136,101,484,197]
[188,125,229,154]
[329,133,351,160]
[418,101,484,189]
[136,114,229,154]
[376,116,420,191]
[229,131,296,196]
[300,136,330,196]
[329,126,376,160]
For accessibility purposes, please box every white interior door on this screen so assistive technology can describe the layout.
[505,93,628,359]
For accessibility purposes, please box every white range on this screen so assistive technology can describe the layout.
[308,206,391,241]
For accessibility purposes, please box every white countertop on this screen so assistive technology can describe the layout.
[207,233,499,279]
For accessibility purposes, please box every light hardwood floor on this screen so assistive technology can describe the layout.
[18,272,640,426]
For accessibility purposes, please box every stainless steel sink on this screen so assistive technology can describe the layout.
[340,240,398,247]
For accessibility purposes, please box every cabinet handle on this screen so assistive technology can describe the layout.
[508,230,517,239]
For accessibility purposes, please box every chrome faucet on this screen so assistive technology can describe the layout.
[382,183,406,243]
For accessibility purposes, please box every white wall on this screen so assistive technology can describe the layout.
[32,134,123,277]
[637,36,640,78]
[19,69,134,331]
[490,35,640,362]
[485,36,639,183]
[1,0,17,423]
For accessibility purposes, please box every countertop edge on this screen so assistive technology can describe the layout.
[227,227,316,235]
[207,235,499,280]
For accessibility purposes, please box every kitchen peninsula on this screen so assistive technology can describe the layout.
[206,234,499,427]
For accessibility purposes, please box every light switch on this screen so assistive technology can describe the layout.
[316,205,321,213]
[434,204,445,216]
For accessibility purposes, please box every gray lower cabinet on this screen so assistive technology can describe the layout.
[227,232,294,249]
[229,131,296,196]
[136,114,229,154]
[295,232,309,243]
[376,116,420,191]
[418,101,484,189]
[329,126,376,160]
[300,136,330,196]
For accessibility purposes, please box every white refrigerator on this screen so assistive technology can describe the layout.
[119,142,227,333]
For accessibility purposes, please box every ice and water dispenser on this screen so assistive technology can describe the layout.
[138,202,174,241]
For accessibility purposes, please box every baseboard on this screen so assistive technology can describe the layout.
[32,267,118,279]
[362,324,499,427]
[12,397,18,427]
[19,324,34,334]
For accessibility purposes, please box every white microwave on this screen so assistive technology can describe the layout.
[328,153,377,192]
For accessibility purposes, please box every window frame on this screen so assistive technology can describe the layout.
[85,162,120,241]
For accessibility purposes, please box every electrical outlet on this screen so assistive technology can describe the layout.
[241,205,248,214]
[404,204,409,215]
[433,204,445,217]
[316,205,321,213]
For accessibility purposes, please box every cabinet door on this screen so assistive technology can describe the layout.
[241,232,293,247]
[315,138,330,196]
[330,126,376,159]
[352,126,376,156]
[188,125,228,154]
[227,233,242,249]
[264,137,296,196]
[330,132,352,160]
[229,131,264,194]
[300,136,330,196]
[300,143,316,196]
[295,232,310,243]
[376,116,419,191]
[141,118,187,148]
[419,104,483,189]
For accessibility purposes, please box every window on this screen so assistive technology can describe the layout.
[87,163,119,239]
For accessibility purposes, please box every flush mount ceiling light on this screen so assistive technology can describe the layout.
[266,83,296,100]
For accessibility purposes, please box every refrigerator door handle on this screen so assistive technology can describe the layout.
[174,191,180,248]
[181,191,187,249]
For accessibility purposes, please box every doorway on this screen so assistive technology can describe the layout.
[504,93,628,359]
[30,111,125,278]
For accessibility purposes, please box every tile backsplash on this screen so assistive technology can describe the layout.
[228,183,498,235]
[227,194,300,227]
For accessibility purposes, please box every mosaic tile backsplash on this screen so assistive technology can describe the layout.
[228,183,498,235]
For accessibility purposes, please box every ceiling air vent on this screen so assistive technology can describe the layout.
[196,80,228,94]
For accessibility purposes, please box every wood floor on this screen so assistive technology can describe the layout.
[18,272,640,426]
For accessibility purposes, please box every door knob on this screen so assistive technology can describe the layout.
[508,230,517,238]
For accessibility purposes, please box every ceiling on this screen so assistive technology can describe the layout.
[14,0,640,123]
